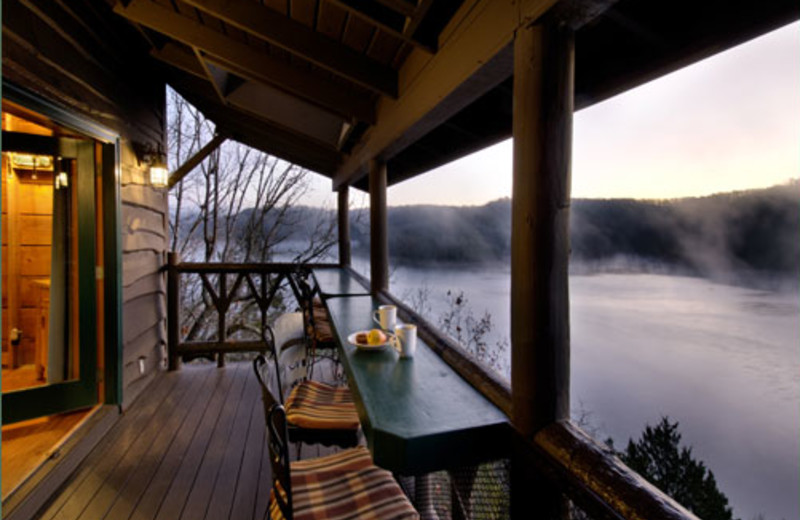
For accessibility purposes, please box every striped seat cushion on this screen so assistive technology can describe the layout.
[305,300,336,345]
[269,448,376,520]
[293,465,419,520]
[312,321,335,344]
[291,446,373,482]
[271,462,419,520]
[285,380,359,430]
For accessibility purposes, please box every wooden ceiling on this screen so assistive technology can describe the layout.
[111,0,462,179]
[108,0,800,191]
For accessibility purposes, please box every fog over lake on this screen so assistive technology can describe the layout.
[379,262,799,520]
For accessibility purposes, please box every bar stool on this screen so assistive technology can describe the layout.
[265,403,419,520]
[292,272,340,379]
[272,312,308,396]
[254,330,359,448]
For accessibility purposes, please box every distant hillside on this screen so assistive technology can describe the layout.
[184,181,798,283]
[347,181,799,282]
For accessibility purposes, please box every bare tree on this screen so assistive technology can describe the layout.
[167,88,336,344]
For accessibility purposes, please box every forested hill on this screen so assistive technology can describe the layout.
[347,181,799,280]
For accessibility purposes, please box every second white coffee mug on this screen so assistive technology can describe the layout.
[395,323,417,358]
[372,305,397,331]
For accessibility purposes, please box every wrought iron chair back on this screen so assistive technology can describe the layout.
[253,327,284,404]
[266,404,294,520]
[255,342,358,449]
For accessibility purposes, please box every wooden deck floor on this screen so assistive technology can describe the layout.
[29,361,297,520]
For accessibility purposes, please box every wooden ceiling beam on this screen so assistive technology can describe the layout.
[333,0,560,189]
[327,0,436,53]
[194,47,230,103]
[151,43,206,79]
[374,0,416,17]
[166,71,342,175]
[547,0,621,29]
[180,0,398,98]
[403,0,433,38]
[114,0,376,124]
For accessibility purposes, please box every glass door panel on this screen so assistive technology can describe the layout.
[1,133,98,424]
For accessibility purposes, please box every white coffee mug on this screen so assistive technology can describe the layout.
[372,305,397,331]
[395,324,417,358]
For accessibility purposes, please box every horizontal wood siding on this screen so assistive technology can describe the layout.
[3,0,168,408]
[119,146,168,410]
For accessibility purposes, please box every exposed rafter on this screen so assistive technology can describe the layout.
[168,133,227,189]
[403,0,434,38]
[194,47,229,103]
[224,80,346,147]
[114,0,376,124]
[165,71,342,175]
[180,0,398,98]
[327,0,436,52]
[151,43,206,79]
[374,0,417,17]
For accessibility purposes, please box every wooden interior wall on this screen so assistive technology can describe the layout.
[3,158,10,365]
[10,175,53,367]
[3,0,168,408]
[1,112,57,372]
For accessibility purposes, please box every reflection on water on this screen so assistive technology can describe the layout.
[388,264,799,520]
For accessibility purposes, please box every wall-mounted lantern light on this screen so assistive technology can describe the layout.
[134,142,170,188]
[149,156,169,188]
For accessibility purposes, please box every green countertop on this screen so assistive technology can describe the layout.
[324,294,510,475]
[312,267,371,298]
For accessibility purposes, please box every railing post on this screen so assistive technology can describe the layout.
[217,273,227,368]
[510,16,574,518]
[338,185,351,267]
[167,251,181,371]
[369,160,388,294]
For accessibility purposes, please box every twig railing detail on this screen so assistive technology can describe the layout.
[166,253,335,369]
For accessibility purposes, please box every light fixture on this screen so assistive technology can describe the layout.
[135,142,169,188]
[55,171,69,189]
[10,153,53,170]
[149,155,169,188]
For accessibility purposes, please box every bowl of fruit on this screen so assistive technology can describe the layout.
[348,328,392,351]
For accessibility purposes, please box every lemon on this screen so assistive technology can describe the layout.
[367,329,385,345]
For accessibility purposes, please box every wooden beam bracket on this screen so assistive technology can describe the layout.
[168,133,227,189]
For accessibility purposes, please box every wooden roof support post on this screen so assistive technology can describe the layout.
[510,17,574,517]
[369,160,389,294]
[338,186,352,267]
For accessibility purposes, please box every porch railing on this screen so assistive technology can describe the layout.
[165,253,336,369]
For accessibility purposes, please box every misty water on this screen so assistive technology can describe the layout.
[373,261,799,520]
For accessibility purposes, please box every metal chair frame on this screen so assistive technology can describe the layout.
[254,343,359,448]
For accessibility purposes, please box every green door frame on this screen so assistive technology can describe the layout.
[1,82,123,423]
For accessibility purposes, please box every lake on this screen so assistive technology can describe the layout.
[366,260,799,520]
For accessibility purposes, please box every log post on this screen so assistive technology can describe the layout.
[369,160,389,294]
[167,251,181,370]
[510,17,574,517]
[338,185,351,267]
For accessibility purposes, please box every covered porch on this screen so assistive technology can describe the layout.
[2,0,798,519]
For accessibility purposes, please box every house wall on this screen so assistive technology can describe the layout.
[2,0,169,408]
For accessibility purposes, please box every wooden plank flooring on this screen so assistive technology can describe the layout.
[28,361,289,520]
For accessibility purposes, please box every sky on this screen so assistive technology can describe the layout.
[304,22,800,206]
[304,20,799,207]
